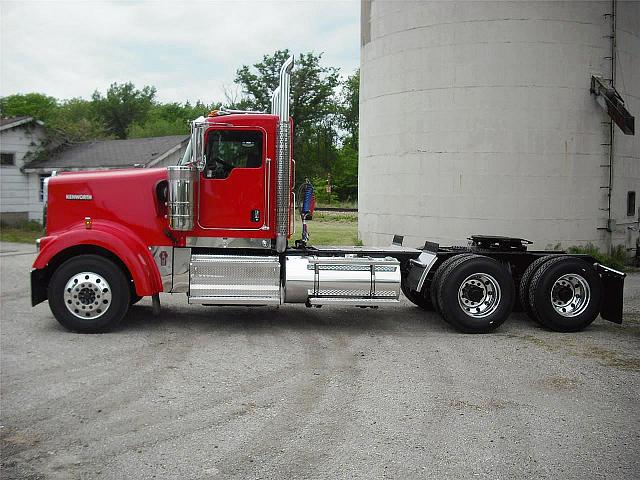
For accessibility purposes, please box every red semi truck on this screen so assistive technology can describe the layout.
[31,57,626,334]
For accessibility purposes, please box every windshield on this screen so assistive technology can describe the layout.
[178,140,192,165]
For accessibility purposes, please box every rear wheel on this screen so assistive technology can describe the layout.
[528,257,602,332]
[401,281,434,310]
[437,255,515,333]
[48,255,130,333]
[429,253,475,312]
[518,255,562,320]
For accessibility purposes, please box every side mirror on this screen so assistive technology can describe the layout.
[190,118,206,170]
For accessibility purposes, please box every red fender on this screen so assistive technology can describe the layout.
[33,220,163,296]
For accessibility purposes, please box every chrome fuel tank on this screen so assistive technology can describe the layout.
[285,255,401,304]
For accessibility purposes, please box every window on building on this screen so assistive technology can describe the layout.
[628,191,636,217]
[1,153,16,166]
[39,174,51,202]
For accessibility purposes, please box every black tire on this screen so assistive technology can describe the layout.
[518,255,563,320]
[48,254,130,333]
[437,255,515,333]
[429,253,475,313]
[401,281,434,310]
[130,295,143,305]
[528,257,602,332]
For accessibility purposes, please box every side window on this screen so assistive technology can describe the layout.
[204,130,263,179]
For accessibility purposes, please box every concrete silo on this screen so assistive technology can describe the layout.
[359,1,639,254]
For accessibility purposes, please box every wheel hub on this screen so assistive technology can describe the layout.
[463,284,484,303]
[63,272,112,320]
[458,273,501,319]
[550,274,590,317]
[78,287,96,305]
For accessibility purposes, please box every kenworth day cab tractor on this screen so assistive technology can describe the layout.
[31,56,626,334]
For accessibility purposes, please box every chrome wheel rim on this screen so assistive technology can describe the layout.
[63,272,112,320]
[550,274,590,317]
[458,273,501,318]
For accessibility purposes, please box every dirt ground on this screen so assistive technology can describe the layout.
[1,242,638,479]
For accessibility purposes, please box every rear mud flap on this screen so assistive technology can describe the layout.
[596,264,626,324]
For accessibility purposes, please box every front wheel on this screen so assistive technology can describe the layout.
[436,255,515,333]
[48,255,130,333]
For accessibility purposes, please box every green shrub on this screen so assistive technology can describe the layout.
[566,243,628,270]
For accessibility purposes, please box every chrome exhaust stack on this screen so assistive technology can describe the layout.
[272,55,294,253]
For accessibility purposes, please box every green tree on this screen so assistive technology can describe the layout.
[234,49,339,128]
[234,50,340,181]
[0,93,59,123]
[55,98,108,141]
[127,118,188,138]
[91,82,156,139]
[0,93,108,142]
[339,69,359,149]
[127,100,221,138]
[332,144,358,201]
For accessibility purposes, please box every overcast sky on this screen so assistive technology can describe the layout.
[0,0,360,104]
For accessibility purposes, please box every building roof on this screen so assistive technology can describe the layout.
[24,135,189,172]
[0,116,45,131]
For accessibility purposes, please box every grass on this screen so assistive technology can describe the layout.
[312,211,358,223]
[303,212,359,246]
[315,199,358,210]
[0,221,43,244]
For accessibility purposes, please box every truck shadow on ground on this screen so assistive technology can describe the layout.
[116,301,554,336]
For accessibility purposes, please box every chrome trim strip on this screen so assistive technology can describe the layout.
[414,251,439,292]
[264,157,271,230]
[310,257,399,265]
[195,126,270,232]
[595,263,626,277]
[185,237,271,249]
[187,296,281,306]
[308,297,399,306]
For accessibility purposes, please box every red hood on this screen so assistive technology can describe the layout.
[46,167,172,246]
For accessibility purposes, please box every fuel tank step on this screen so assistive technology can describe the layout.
[188,255,280,305]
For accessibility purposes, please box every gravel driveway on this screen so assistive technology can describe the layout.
[1,242,639,479]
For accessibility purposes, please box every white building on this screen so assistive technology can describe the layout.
[0,117,48,223]
[359,1,639,253]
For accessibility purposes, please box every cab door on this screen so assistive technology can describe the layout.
[197,127,268,231]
